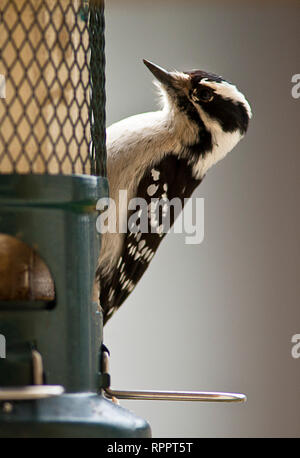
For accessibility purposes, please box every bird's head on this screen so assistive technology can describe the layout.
[143,59,252,137]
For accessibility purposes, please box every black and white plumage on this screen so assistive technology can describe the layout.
[97,60,252,324]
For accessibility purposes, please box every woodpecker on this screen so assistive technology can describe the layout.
[97,59,252,324]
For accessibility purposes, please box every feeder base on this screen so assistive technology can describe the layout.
[0,392,151,438]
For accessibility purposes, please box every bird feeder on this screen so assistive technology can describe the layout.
[0,0,247,439]
[0,0,150,437]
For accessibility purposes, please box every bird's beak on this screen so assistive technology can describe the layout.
[143,59,175,87]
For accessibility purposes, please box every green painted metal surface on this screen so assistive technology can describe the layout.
[0,174,151,438]
[0,394,151,438]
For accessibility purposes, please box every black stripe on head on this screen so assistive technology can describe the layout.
[161,86,213,161]
[176,94,213,160]
[186,69,226,84]
[176,93,200,125]
[200,94,250,135]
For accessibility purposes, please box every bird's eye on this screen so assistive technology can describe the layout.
[198,88,214,102]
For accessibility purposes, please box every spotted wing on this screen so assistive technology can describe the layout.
[100,154,202,324]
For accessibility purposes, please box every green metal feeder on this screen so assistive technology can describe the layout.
[0,0,150,438]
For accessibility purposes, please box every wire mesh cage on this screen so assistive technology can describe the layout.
[0,0,106,176]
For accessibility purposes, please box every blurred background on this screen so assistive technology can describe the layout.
[104,0,300,437]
